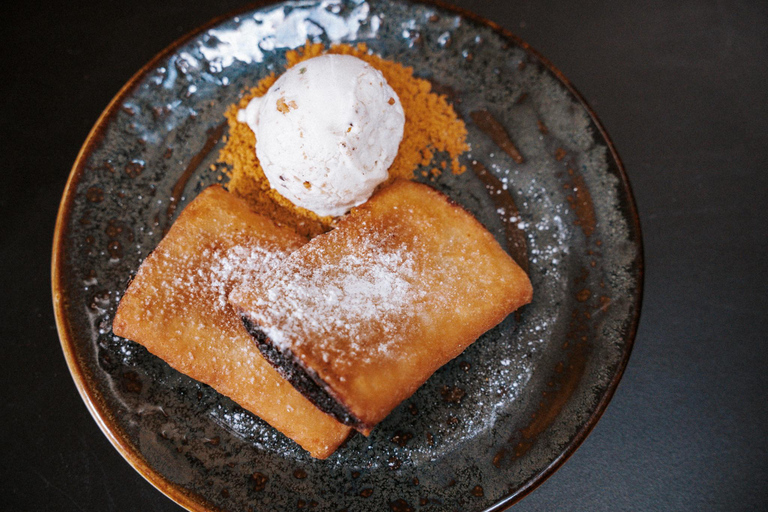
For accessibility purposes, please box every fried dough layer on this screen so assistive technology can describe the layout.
[231,180,533,431]
[113,185,351,458]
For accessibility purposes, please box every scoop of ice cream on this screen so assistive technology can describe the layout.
[238,54,405,217]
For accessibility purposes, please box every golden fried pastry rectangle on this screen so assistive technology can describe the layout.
[113,185,351,458]
[230,179,533,432]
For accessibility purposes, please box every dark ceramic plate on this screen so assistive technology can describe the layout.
[52,1,642,510]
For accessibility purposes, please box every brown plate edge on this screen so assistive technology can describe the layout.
[50,2,282,511]
[424,1,645,509]
[49,1,645,511]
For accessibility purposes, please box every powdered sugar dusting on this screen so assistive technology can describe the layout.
[208,243,288,310]
[243,234,424,362]
[148,236,291,329]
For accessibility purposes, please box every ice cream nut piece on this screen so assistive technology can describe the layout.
[112,185,352,458]
[230,180,533,432]
[238,54,405,217]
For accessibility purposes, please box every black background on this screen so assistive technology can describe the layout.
[2,1,767,510]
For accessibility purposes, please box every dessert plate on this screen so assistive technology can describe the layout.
[52,1,643,510]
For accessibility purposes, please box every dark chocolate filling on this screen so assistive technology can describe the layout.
[241,315,364,430]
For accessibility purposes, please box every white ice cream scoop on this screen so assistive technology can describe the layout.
[238,54,405,217]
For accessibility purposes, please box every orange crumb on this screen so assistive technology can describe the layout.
[219,41,469,238]
[276,97,297,113]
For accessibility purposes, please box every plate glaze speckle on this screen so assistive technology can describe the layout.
[52,1,643,510]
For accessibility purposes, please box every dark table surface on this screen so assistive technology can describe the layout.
[2,1,766,510]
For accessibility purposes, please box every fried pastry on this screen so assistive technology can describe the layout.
[112,185,351,458]
[230,179,533,432]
